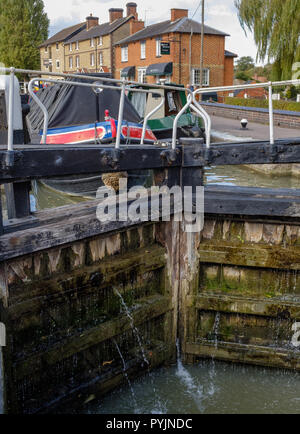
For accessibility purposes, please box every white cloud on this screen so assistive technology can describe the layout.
[44,0,262,64]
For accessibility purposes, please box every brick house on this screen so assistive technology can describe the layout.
[115,8,237,88]
[232,80,268,99]
[39,3,144,76]
[40,22,86,74]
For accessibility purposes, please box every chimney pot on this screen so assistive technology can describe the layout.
[126,2,138,19]
[86,14,99,30]
[109,8,124,23]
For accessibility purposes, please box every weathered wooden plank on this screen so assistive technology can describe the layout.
[199,242,300,270]
[204,185,300,217]
[0,192,180,260]
[187,294,300,319]
[185,340,300,371]
[3,197,99,233]
[8,245,166,309]
[4,182,31,219]
[181,138,300,166]
[0,146,183,182]
[6,184,300,236]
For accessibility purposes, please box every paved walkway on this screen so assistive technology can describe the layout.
[211,115,300,142]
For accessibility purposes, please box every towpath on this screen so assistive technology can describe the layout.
[211,115,300,142]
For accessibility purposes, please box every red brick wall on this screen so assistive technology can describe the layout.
[224,57,234,86]
[130,20,145,35]
[115,32,232,87]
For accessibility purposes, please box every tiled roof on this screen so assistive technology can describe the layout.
[115,17,229,45]
[40,22,86,47]
[68,16,133,43]
[225,50,238,58]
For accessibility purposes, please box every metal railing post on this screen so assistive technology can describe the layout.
[7,67,15,151]
[141,96,165,145]
[268,83,275,145]
[116,78,126,149]
[172,94,193,150]
[191,95,211,148]
[28,79,49,144]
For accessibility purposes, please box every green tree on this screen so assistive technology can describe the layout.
[235,71,252,81]
[0,0,49,71]
[235,0,300,80]
[235,56,255,72]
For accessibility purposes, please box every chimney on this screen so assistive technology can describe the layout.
[126,2,138,19]
[171,8,188,22]
[130,20,145,35]
[109,8,124,23]
[86,14,99,30]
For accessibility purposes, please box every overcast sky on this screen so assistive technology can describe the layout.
[44,0,261,64]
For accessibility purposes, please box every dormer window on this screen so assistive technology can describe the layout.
[45,46,48,53]
[56,43,59,50]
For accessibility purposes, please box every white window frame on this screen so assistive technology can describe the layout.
[192,68,210,86]
[76,41,79,50]
[140,41,146,59]
[99,52,103,66]
[138,68,147,84]
[121,45,128,62]
[69,43,72,52]
[98,36,103,46]
[90,37,94,48]
[69,56,73,69]
[156,38,162,57]
[56,60,60,69]
[90,53,95,67]
[76,55,80,68]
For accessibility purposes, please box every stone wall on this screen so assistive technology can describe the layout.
[201,102,300,129]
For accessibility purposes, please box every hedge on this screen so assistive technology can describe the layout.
[225,97,300,113]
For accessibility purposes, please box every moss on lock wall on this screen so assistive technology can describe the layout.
[184,216,300,371]
[201,265,300,298]
[1,223,175,414]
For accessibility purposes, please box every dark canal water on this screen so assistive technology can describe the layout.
[85,360,300,414]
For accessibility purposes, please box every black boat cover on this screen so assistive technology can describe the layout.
[26,74,141,139]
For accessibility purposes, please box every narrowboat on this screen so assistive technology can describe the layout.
[127,83,205,140]
[26,75,156,197]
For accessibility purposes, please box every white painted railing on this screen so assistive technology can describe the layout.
[0,67,198,150]
[193,79,300,146]
[1,66,300,151]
